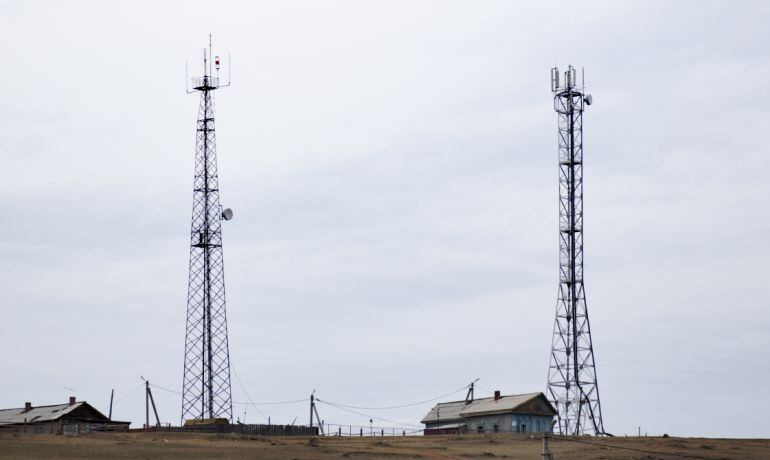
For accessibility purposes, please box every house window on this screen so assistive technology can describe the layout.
[512,419,518,432]
[493,424,499,433]
[477,425,484,434]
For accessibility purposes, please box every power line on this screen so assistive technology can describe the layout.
[321,422,425,435]
[150,380,459,410]
[232,366,268,422]
[316,399,423,428]
[148,382,180,395]
[318,384,471,410]
[147,378,470,430]
[149,382,306,406]
[115,383,145,402]
[233,399,308,406]
[474,384,495,395]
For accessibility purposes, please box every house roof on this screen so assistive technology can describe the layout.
[421,392,556,424]
[460,393,554,417]
[0,401,121,426]
[420,399,472,424]
[0,402,85,425]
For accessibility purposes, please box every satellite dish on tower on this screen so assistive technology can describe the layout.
[222,208,234,221]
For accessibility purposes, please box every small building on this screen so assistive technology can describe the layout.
[0,397,130,434]
[421,391,556,435]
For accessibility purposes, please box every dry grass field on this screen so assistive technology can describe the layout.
[1,432,769,459]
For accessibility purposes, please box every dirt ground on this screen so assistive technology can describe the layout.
[0,432,768,459]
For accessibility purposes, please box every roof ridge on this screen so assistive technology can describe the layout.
[0,402,79,411]
[434,392,542,405]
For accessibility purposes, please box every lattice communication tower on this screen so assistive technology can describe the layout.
[546,65,606,436]
[181,38,234,423]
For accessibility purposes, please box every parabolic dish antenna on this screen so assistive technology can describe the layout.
[222,208,234,221]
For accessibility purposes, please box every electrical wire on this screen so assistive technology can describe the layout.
[231,365,268,422]
[233,398,308,406]
[115,382,145,402]
[322,421,425,432]
[316,398,423,428]
[148,382,307,406]
[317,383,471,410]
[320,422,425,436]
[474,384,495,395]
[145,378,475,431]
[148,382,180,395]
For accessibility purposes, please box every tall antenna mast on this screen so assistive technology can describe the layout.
[181,36,234,424]
[546,65,605,436]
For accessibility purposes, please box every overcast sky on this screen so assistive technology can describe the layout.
[1,0,769,437]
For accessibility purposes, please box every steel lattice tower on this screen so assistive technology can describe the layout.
[181,41,234,423]
[546,66,606,436]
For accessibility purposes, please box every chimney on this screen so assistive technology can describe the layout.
[494,390,501,401]
[24,402,32,412]
[69,396,76,406]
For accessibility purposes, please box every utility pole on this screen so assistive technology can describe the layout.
[465,378,479,403]
[108,389,114,420]
[309,391,324,435]
[145,380,149,431]
[309,392,314,428]
[142,377,161,430]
